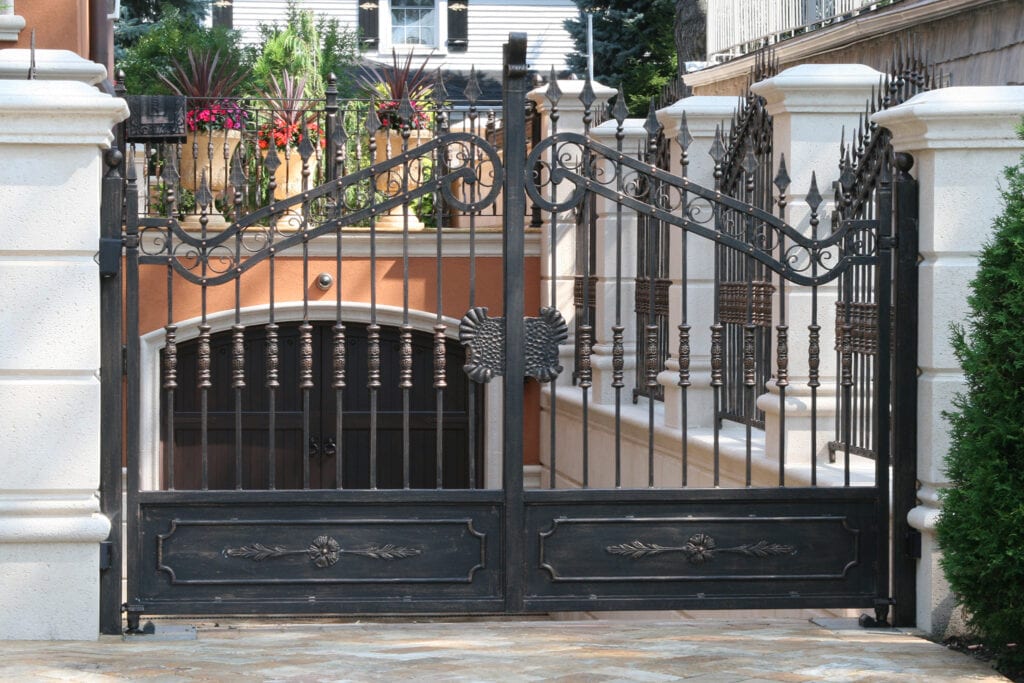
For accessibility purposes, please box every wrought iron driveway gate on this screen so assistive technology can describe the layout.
[101,34,917,631]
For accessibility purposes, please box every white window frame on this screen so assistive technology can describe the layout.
[378,0,448,55]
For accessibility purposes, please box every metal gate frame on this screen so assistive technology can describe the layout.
[99,33,918,632]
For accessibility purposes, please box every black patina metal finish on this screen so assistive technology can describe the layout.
[100,34,917,628]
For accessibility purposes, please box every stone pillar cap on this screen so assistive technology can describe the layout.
[657,96,739,137]
[873,86,1024,151]
[751,63,885,115]
[0,48,107,85]
[591,118,649,139]
[0,79,129,146]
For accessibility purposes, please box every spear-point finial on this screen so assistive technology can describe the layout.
[643,98,660,139]
[464,66,481,105]
[773,154,790,195]
[545,66,562,106]
[612,84,628,127]
[677,111,693,152]
[365,95,382,134]
[806,171,823,217]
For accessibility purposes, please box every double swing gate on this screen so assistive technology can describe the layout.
[101,35,918,630]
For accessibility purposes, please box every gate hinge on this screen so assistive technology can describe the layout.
[99,541,113,571]
[122,345,128,376]
[879,235,898,250]
[98,236,123,279]
[905,528,922,559]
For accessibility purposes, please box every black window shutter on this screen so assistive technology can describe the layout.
[358,1,380,50]
[447,0,469,52]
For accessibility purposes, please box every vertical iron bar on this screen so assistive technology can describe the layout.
[612,100,626,489]
[401,118,412,490]
[301,227,312,489]
[892,151,919,627]
[124,147,143,627]
[434,105,448,489]
[99,125,125,635]
[466,98,479,490]
[266,250,278,490]
[502,33,529,613]
[368,117,381,490]
[775,158,789,487]
[546,73,560,490]
[334,191,346,489]
[873,148,896,625]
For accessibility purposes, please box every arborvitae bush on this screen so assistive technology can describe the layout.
[937,134,1024,677]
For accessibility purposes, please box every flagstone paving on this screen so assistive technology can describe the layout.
[0,617,1008,682]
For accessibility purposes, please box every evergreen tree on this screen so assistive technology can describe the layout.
[937,132,1024,678]
[116,0,211,57]
[563,0,678,116]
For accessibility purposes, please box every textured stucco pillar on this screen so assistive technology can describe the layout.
[0,65,128,639]
[656,96,740,429]
[873,86,1024,637]
[749,65,883,464]
[528,80,616,390]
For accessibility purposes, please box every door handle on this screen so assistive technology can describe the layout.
[323,437,336,458]
[309,436,319,459]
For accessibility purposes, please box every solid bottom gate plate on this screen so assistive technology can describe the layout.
[133,491,504,614]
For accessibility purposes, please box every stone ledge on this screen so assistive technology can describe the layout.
[0,15,26,43]
[0,48,105,84]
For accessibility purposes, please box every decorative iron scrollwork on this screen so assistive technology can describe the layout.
[224,534,421,569]
[459,306,568,383]
[607,533,796,566]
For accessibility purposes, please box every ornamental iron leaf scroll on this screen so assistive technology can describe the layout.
[224,535,421,569]
[606,533,796,566]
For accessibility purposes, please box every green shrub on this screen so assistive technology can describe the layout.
[118,10,248,95]
[250,2,360,100]
[937,129,1024,677]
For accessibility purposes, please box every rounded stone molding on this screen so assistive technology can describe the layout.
[0,493,110,543]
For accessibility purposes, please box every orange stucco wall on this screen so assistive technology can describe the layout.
[13,0,89,56]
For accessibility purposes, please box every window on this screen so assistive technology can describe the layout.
[359,0,469,52]
[392,0,436,47]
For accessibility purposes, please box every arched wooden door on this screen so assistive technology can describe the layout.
[162,321,482,491]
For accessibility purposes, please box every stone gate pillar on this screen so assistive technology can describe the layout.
[874,86,1024,636]
[749,64,882,469]
[0,61,128,639]
[657,96,743,429]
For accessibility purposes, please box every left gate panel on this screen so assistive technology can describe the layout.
[133,492,504,614]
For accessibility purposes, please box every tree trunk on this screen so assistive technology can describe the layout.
[675,0,707,71]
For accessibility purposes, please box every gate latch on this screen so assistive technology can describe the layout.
[459,306,568,383]
[98,237,123,279]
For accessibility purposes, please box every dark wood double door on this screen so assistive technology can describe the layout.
[163,321,482,491]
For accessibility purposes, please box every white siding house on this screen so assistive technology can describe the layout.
[225,0,578,74]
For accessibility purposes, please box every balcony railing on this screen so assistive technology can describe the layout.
[706,0,896,61]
